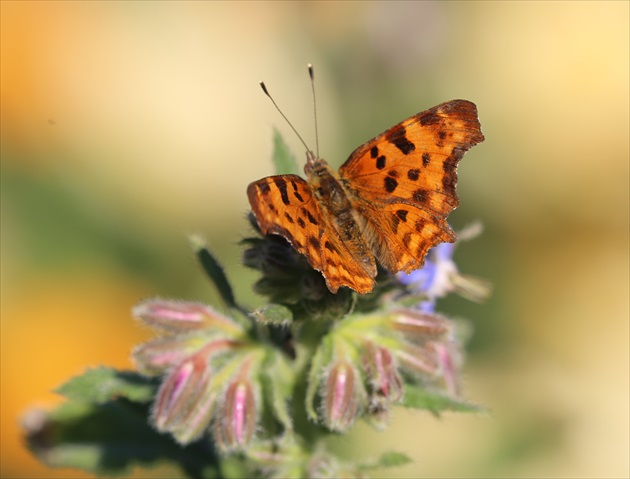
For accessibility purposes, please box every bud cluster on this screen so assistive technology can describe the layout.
[308,308,464,432]
[128,220,486,474]
[133,299,262,450]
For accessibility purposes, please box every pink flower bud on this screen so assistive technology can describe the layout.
[388,309,451,341]
[396,345,440,377]
[362,343,403,402]
[430,341,462,397]
[396,339,463,398]
[361,344,403,429]
[133,337,206,375]
[153,352,211,432]
[215,380,257,451]
[323,361,362,432]
[133,299,241,334]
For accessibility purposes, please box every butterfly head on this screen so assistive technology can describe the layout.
[304,150,333,182]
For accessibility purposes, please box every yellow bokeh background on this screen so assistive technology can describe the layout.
[1,2,628,478]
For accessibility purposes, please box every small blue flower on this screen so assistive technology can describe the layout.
[397,223,491,304]
[397,242,457,302]
[418,299,436,314]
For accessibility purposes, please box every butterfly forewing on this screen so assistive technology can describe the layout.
[338,100,484,273]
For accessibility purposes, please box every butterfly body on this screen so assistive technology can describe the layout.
[305,155,377,278]
[248,100,484,294]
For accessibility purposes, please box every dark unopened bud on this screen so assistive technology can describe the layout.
[323,361,363,432]
[243,234,306,279]
[215,380,258,452]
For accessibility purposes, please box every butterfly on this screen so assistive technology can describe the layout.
[247,99,484,294]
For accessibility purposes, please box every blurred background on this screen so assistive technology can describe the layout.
[1,2,628,477]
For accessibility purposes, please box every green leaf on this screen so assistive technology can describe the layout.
[56,367,158,404]
[23,398,221,478]
[358,451,412,470]
[401,385,485,416]
[189,235,245,314]
[251,304,293,325]
[272,128,300,175]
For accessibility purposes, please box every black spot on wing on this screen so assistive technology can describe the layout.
[389,128,416,155]
[384,176,398,193]
[290,181,305,202]
[284,212,294,224]
[306,210,319,225]
[413,189,428,203]
[422,152,431,167]
[396,209,408,222]
[370,146,379,158]
[407,169,420,181]
[274,178,290,205]
[376,155,386,170]
[297,217,306,228]
[419,111,441,126]
[308,236,320,249]
[257,181,271,195]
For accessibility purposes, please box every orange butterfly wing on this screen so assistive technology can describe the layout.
[339,100,484,274]
[247,175,376,293]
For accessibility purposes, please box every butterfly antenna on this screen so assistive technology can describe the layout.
[259,80,312,156]
[308,63,320,159]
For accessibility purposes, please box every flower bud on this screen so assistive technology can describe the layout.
[396,339,463,398]
[151,339,239,443]
[389,309,451,342]
[322,361,363,432]
[133,337,204,375]
[429,340,462,397]
[395,345,440,377]
[361,344,403,430]
[362,343,402,402]
[133,299,241,335]
[215,379,258,452]
[152,351,212,434]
